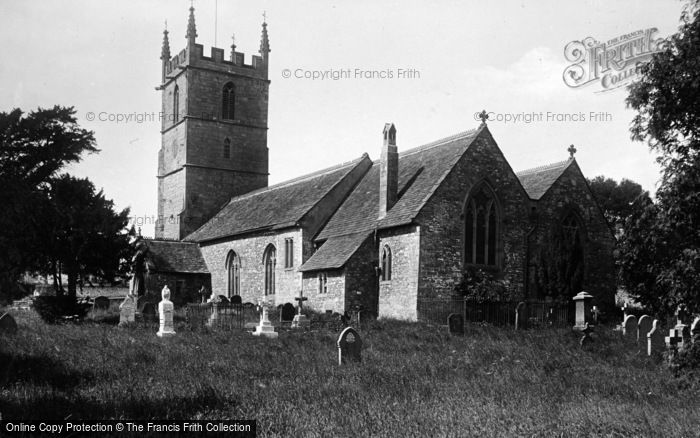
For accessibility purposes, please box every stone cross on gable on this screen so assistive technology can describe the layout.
[295,290,308,314]
[568,144,577,159]
[477,110,489,124]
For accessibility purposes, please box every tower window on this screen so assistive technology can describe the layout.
[173,85,180,123]
[284,238,294,268]
[222,82,235,120]
[263,244,276,296]
[464,183,499,266]
[380,245,392,281]
[223,138,231,159]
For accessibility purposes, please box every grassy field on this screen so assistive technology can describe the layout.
[1,309,698,437]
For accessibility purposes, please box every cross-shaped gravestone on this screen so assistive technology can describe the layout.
[591,306,601,324]
[295,290,308,314]
[477,110,489,124]
[291,290,310,329]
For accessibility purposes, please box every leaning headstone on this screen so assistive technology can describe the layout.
[94,296,110,310]
[118,295,137,327]
[157,286,176,337]
[337,327,362,365]
[280,302,296,324]
[622,315,637,342]
[0,313,18,335]
[447,313,464,335]
[637,315,652,344]
[230,295,242,305]
[647,319,664,356]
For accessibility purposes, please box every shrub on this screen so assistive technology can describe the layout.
[453,268,509,302]
[33,295,91,323]
[668,340,700,389]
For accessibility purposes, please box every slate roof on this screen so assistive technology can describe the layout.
[186,155,371,243]
[145,239,209,274]
[516,159,573,200]
[300,127,482,271]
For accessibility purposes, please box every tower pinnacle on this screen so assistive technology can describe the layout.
[186,4,197,44]
[161,22,170,61]
[230,33,237,63]
[259,14,270,60]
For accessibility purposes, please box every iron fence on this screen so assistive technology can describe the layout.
[186,302,253,330]
[417,298,570,328]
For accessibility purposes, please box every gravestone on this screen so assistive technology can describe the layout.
[118,295,137,326]
[666,305,691,351]
[94,296,110,310]
[647,319,664,356]
[280,302,296,323]
[514,302,526,330]
[0,312,18,335]
[252,298,278,338]
[447,313,464,335]
[691,317,700,343]
[622,315,637,342]
[337,327,362,365]
[292,291,310,329]
[572,291,593,330]
[218,295,230,304]
[637,315,652,344]
[141,302,157,322]
[591,306,601,324]
[157,286,176,337]
[231,295,242,305]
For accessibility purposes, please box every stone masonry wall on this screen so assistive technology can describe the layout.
[301,269,346,313]
[377,226,421,320]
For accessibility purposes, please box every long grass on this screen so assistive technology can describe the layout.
[0,310,698,437]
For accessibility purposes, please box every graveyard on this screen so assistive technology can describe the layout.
[1,305,699,437]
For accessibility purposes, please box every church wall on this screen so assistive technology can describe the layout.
[156,169,185,239]
[415,133,531,301]
[377,226,421,320]
[198,228,303,306]
[531,163,616,310]
[301,270,346,313]
[344,235,379,315]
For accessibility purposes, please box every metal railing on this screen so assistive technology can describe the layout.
[417,298,570,327]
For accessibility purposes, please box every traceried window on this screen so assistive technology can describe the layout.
[263,244,276,296]
[284,238,294,268]
[318,272,328,294]
[223,138,231,159]
[380,245,392,281]
[222,82,235,120]
[226,250,240,297]
[173,85,180,123]
[464,184,499,266]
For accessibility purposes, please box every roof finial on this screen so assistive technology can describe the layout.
[477,110,489,125]
[262,10,267,24]
[568,144,577,159]
[230,33,237,62]
[186,1,197,43]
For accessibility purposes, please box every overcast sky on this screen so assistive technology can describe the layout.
[0,0,687,237]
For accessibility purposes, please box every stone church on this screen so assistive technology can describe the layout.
[147,6,616,319]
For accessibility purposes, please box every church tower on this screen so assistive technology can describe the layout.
[156,6,271,239]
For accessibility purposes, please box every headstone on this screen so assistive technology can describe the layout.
[0,312,18,335]
[579,323,594,347]
[591,306,601,324]
[637,315,652,344]
[93,296,110,310]
[514,302,526,330]
[291,291,310,329]
[572,291,593,330]
[118,295,137,326]
[622,315,637,342]
[218,295,230,304]
[157,286,176,337]
[447,313,464,335]
[280,302,296,323]
[337,327,362,365]
[252,298,278,338]
[141,302,157,322]
[647,319,664,356]
[691,317,700,343]
[230,295,242,305]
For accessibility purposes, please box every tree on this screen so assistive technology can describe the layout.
[587,176,650,227]
[0,106,98,302]
[622,0,700,316]
[42,175,131,297]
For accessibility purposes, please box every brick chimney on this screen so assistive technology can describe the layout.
[379,123,398,219]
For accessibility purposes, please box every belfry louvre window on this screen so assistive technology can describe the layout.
[173,85,180,123]
[222,82,235,120]
[464,185,499,266]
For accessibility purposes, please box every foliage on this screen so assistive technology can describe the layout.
[668,341,700,388]
[32,295,91,324]
[622,0,700,316]
[587,175,650,227]
[454,268,509,301]
[1,312,699,436]
[533,221,584,300]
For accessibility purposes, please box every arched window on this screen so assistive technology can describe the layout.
[263,244,276,296]
[464,184,499,266]
[226,251,241,297]
[560,211,585,297]
[173,85,180,123]
[222,82,235,120]
[318,272,328,294]
[223,138,231,159]
[380,245,392,281]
